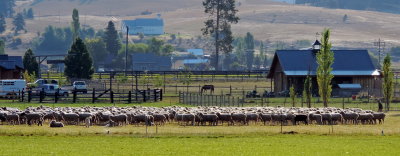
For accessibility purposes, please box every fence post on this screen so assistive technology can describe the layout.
[160,89,163,101]
[154,89,158,102]
[110,91,114,103]
[28,91,32,103]
[21,90,24,102]
[261,97,264,107]
[143,91,146,102]
[54,88,59,103]
[92,88,96,103]
[73,89,77,103]
[128,91,132,103]
[39,88,44,103]
[342,97,345,109]
[230,85,232,96]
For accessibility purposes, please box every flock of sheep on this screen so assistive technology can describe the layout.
[0,106,386,127]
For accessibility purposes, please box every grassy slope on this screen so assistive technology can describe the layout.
[5,0,400,56]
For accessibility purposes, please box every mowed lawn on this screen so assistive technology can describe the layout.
[0,135,399,155]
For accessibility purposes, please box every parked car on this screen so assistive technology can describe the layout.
[27,79,58,88]
[0,80,26,98]
[73,81,87,93]
[34,84,69,97]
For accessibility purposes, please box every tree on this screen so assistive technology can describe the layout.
[23,49,39,76]
[245,32,255,70]
[85,38,108,70]
[259,42,265,57]
[253,55,261,70]
[290,85,296,107]
[202,0,239,70]
[64,38,94,79]
[0,15,6,33]
[0,0,15,17]
[103,21,121,56]
[316,29,334,107]
[382,54,394,111]
[162,44,174,55]
[13,13,25,33]
[0,40,5,54]
[148,37,165,54]
[26,8,34,19]
[342,14,348,23]
[71,9,80,40]
[138,32,145,41]
[303,74,312,108]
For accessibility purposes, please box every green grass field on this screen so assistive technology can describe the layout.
[0,112,399,155]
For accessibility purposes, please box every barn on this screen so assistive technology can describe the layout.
[267,41,381,97]
[0,55,24,79]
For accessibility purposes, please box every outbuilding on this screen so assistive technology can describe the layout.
[267,41,381,96]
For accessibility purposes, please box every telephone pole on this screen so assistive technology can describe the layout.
[374,38,385,67]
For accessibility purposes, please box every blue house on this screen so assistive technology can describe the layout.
[122,15,164,35]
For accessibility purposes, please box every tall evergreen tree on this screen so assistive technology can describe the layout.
[103,21,121,56]
[202,0,239,70]
[23,49,38,76]
[0,0,15,17]
[0,15,6,33]
[316,29,334,107]
[13,13,25,33]
[382,54,394,111]
[71,9,80,40]
[64,38,94,79]
[26,8,34,19]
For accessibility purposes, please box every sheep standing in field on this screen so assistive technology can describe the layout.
[50,120,64,128]
[85,117,91,128]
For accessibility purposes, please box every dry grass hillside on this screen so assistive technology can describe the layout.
[3,0,400,55]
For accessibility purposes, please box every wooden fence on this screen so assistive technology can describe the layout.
[13,89,163,103]
[179,92,244,107]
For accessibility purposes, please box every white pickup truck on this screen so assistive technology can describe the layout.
[73,81,87,93]
[33,84,69,97]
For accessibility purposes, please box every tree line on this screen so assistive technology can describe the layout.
[295,0,400,14]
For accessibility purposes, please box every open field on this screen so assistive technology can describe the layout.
[0,135,399,155]
[0,112,399,155]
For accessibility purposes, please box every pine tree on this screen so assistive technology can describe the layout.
[202,0,239,70]
[64,38,94,79]
[382,54,394,111]
[103,21,121,56]
[0,15,6,33]
[316,29,334,107]
[85,38,108,70]
[0,0,15,18]
[23,49,39,76]
[13,13,25,33]
[26,8,34,19]
[71,9,80,40]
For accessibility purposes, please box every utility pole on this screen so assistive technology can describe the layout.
[125,26,129,76]
[374,38,386,67]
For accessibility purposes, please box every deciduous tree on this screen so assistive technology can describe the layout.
[316,29,334,107]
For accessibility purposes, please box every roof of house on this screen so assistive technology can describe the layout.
[132,53,171,66]
[187,49,204,56]
[0,55,24,70]
[267,50,379,78]
[183,59,209,64]
[123,18,164,27]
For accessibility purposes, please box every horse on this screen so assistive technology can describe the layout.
[201,85,214,94]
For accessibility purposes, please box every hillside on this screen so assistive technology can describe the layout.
[3,0,400,56]
[295,0,400,14]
